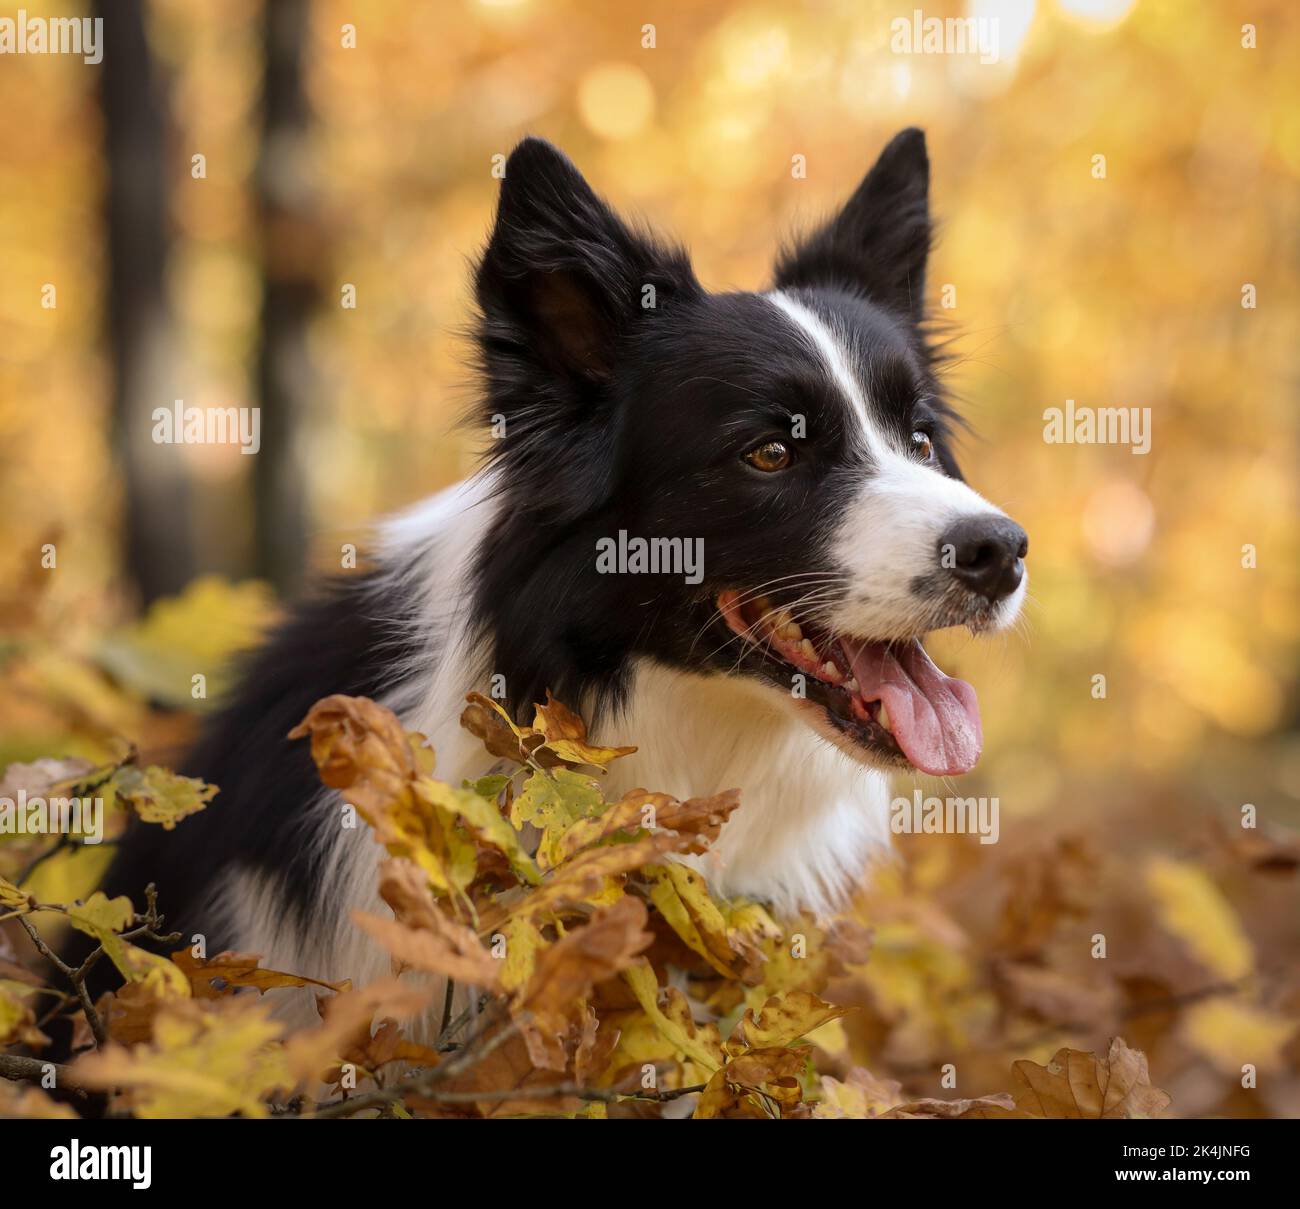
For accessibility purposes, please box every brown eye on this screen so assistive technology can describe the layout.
[911,430,934,462]
[744,441,792,472]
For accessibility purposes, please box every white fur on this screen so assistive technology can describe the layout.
[221,302,1026,1031]
[767,290,1027,637]
[219,468,897,1031]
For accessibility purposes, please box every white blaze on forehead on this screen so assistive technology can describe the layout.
[766,289,895,462]
[763,292,1024,640]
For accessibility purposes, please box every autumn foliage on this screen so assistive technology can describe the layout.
[0,685,1221,1120]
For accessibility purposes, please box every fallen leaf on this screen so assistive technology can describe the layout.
[1146,856,1253,981]
[992,1036,1171,1119]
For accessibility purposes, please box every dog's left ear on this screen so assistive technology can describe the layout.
[774,127,931,322]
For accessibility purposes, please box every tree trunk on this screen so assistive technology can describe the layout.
[97,0,194,604]
[253,0,321,596]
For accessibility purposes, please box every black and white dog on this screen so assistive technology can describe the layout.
[92,129,1026,1023]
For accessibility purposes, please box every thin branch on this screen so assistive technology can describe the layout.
[0,1053,93,1100]
[312,1010,517,1119]
[439,977,456,1039]
[16,914,107,1049]
[14,882,180,1052]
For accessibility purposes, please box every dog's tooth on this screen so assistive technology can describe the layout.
[843,677,859,694]
[820,661,842,683]
[776,621,803,642]
[877,702,892,733]
[799,638,818,662]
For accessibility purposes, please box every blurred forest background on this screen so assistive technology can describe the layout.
[1,0,1298,1117]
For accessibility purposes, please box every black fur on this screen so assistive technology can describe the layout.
[71,128,958,1010]
[72,575,423,1003]
[468,133,956,722]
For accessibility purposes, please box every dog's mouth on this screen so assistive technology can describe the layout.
[717,589,983,777]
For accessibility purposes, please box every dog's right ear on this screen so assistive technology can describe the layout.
[475,139,698,387]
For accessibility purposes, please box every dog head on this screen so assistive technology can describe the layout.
[473,130,1026,777]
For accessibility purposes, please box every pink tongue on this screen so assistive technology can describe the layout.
[842,639,982,776]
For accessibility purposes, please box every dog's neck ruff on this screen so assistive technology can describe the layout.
[384,472,892,918]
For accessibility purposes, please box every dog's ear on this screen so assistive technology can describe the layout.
[774,127,931,322]
[476,138,698,385]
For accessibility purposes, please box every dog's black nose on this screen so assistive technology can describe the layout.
[941,516,1028,602]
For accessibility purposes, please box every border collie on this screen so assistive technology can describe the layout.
[89,128,1027,1024]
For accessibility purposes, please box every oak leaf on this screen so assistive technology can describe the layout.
[514,896,652,1070]
[991,1036,1171,1119]
[75,997,289,1119]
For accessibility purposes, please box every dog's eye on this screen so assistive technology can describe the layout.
[744,441,793,472]
[910,430,935,462]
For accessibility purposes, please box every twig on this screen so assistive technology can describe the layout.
[0,1053,92,1100]
[16,915,107,1049]
[439,977,456,1039]
[312,1009,517,1119]
[435,992,491,1051]
[14,882,180,1052]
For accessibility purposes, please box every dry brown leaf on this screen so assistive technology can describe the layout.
[814,1066,904,1118]
[287,978,435,1090]
[694,1046,811,1119]
[884,1093,1018,1118]
[354,911,500,988]
[288,694,422,807]
[516,896,653,1070]
[991,1036,1172,1119]
[169,949,351,1000]
[655,788,741,853]
[728,990,848,1055]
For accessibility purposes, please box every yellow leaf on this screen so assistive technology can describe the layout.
[727,990,848,1055]
[1181,998,1296,1077]
[694,1046,810,1119]
[0,1081,77,1119]
[530,692,637,768]
[622,960,724,1073]
[416,777,541,885]
[74,997,289,1119]
[542,789,660,869]
[0,984,48,1048]
[96,576,275,708]
[485,832,677,936]
[0,874,30,910]
[110,765,217,830]
[1145,856,1254,981]
[495,915,545,993]
[814,1067,904,1118]
[67,891,134,931]
[646,863,738,978]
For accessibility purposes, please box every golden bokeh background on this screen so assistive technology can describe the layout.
[1,0,1297,1115]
